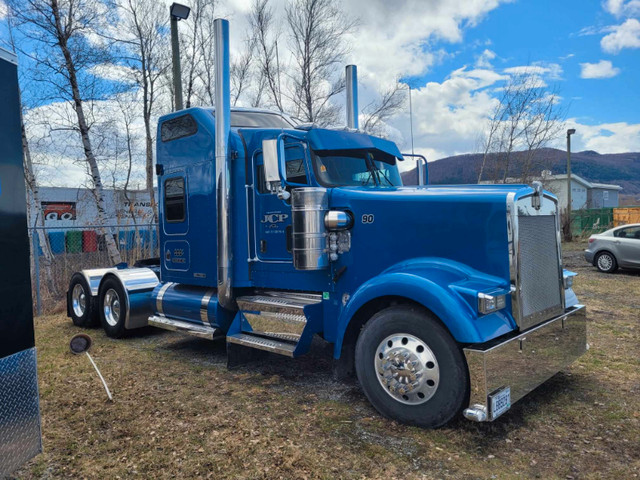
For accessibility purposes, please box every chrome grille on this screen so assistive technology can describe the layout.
[518,214,563,329]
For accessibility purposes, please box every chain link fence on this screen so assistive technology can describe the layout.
[29,224,159,314]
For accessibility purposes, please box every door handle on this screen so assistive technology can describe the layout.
[613,240,621,244]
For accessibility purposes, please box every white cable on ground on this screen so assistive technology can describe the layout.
[85,352,113,401]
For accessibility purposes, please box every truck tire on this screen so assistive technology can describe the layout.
[68,273,99,328]
[98,276,128,338]
[355,305,468,428]
[596,251,618,273]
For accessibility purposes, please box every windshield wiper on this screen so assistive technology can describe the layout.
[365,153,394,187]
[364,154,379,186]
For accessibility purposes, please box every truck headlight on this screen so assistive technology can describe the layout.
[478,292,507,314]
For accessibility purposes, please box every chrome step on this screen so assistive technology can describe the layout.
[237,292,321,315]
[227,333,296,357]
[237,292,321,343]
[148,315,220,340]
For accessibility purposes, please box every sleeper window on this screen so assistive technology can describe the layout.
[165,177,186,222]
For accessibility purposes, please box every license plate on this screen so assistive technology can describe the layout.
[489,387,511,419]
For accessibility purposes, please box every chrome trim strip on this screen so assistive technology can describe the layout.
[201,289,215,323]
[156,282,173,315]
[148,315,219,340]
[464,305,587,421]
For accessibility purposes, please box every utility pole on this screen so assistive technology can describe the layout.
[409,86,414,156]
[170,3,191,111]
[566,128,576,241]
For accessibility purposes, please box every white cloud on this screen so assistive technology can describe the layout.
[475,49,496,68]
[503,63,563,80]
[338,0,512,86]
[579,60,621,78]
[601,18,640,53]
[90,64,138,84]
[603,0,640,17]
[569,120,640,153]
[387,67,507,159]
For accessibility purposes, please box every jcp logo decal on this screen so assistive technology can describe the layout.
[262,213,289,224]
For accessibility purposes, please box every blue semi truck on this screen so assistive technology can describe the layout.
[67,19,587,428]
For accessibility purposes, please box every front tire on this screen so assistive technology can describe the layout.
[98,277,128,338]
[596,251,618,273]
[68,273,99,327]
[355,305,469,428]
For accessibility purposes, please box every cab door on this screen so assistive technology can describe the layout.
[253,142,309,262]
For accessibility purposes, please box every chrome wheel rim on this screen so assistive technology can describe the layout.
[103,289,121,327]
[375,333,440,405]
[598,254,613,271]
[72,284,86,318]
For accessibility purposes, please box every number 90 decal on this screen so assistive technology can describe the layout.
[361,214,374,224]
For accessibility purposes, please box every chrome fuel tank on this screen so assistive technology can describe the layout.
[291,188,329,270]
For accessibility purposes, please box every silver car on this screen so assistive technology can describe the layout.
[585,223,640,273]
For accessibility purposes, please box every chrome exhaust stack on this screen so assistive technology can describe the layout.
[214,18,233,309]
[346,65,359,130]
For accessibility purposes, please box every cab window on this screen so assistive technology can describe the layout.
[256,144,309,193]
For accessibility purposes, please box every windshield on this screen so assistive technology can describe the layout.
[312,151,402,188]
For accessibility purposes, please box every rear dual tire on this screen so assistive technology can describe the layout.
[98,277,128,338]
[355,305,469,428]
[68,273,99,328]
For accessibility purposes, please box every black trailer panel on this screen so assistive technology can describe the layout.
[0,48,42,476]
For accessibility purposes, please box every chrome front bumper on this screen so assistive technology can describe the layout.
[462,305,587,422]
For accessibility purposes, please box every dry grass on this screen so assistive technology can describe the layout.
[14,242,640,479]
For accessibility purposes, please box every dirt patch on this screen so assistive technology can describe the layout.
[14,241,640,479]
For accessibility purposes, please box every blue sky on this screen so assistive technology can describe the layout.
[422,0,638,125]
[2,0,639,187]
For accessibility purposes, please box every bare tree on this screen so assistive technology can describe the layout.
[361,82,406,136]
[285,0,355,125]
[192,0,217,105]
[477,70,565,184]
[117,0,168,223]
[2,14,59,296]
[250,0,283,111]
[7,0,122,264]
[231,39,255,107]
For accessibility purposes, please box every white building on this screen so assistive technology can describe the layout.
[541,173,622,211]
[33,187,156,228]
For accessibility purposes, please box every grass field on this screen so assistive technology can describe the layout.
[15,242,640,479]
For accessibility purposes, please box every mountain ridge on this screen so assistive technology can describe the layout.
[401,148,640,196]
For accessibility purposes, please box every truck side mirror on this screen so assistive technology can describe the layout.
[262,139,290,200]
[262,139,281,185]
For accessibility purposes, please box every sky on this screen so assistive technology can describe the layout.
[326,0,640,161]
[1,0,639,187]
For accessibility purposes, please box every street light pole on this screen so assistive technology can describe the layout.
[170,3,191,111]
[566,128,576,240]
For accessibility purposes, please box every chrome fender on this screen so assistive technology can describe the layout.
[98,268,160,329]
